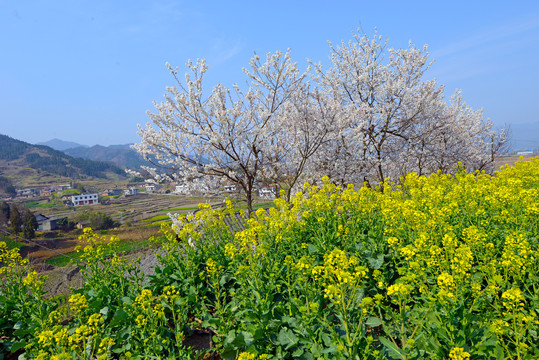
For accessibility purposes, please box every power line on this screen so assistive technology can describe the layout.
[0,228,85,265]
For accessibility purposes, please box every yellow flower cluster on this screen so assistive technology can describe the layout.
[68,293,88,315]
[206,258,223,280]
[236,352,269,360]
[160,285,180,304]
[135,289,153,311]
[0,241,29,275]
[501,287,525,314]
[437,272,456,299]
[76,227,120,262]
[22,270,46,288]
[387,283,412,298]
[449,347,471,360]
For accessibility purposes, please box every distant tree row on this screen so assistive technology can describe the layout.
[75,210,118,230]
[24,153,125,178]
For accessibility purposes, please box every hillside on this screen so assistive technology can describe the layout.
[0,134,126,190]
[63,144,151,169]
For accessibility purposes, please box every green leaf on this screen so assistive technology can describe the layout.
[365,316,382,327]
[108,308,129,327]
[121,296,133,305]
[13,327,31,336]
[224,330,237,347]
[278,328,299,350]
[311,343,323,357]
[367,254,384,269]
[379,336,405,360]
[308,244,318,255]
[220,348,238,360]
[298,352,314,360]
[241,331,255,347]
[10,340,27,353]
[220,273,232,286]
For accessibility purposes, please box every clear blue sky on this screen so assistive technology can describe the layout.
[1,1,539,148]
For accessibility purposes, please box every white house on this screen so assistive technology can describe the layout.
[224,185,237,192]
[71,193,99,206]
[175,184,188,194]
[124,188,139,196]
[259,185,276,199]
[145,184,162,193]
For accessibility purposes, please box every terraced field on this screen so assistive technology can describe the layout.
[27,193,222,226]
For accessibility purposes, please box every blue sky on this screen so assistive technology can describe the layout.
[1,1,539,149]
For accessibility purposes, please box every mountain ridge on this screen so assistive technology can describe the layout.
[0,134,127,193]
[62,144,151,169]
[36,138,88,151]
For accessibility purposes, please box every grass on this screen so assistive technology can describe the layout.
[27,201,64,209]
[162,206,200,212]
[140,215,171,223]
[235,201,275,211]
[45,238,155,267]
[45,250,86,267]
[140,221,172,228]
[1,235,24,250]
[102,195,121,200]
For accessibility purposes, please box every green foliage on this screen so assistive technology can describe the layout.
[1,158,539,359]
[0,242,52,355]
[0,201,10,226]
[9,205,22,234]
[76,210,118,230]
[0,235,23,250]
[23,211,38,239]
[129,176,146,183]
[56,217,75,232]
[0,175,16,196]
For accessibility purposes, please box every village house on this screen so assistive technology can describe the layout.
[174,184,188,194]
[145,184,162,193]
[16,188,38,197]
[39,217,67,231]
[258,185,277,199]
[224,185,237,192]
[56,184,72,191]
[102,189,122,197]
[40,189,53,197]
[124,188,139,196]
[76,220,90,229]
[71,193,99,206]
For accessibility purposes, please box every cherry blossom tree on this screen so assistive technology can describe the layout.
[132,50,312,213]
[308,30,507,186]
[134,30,508,209]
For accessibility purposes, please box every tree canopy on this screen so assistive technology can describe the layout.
[134,30,508,213]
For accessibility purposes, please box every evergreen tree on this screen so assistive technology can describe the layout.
[23,211,38,239]
[9,205,22,234]
[0,201,10,226]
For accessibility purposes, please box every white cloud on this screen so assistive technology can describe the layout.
[211,37,243,64]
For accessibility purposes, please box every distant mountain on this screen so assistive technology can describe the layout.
[36,138,88,151]
[510,122,539,151]
[63,144,151,169]
[0,134,126,191]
